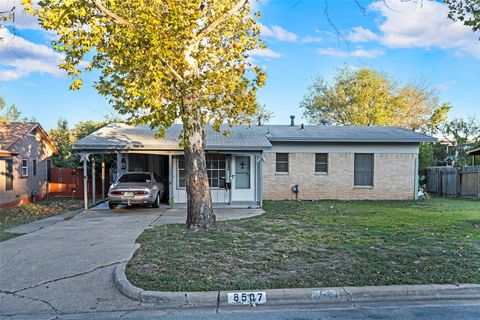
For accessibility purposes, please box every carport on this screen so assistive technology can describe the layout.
[467,147,480,166]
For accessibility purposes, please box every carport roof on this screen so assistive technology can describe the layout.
[72,123,437,152]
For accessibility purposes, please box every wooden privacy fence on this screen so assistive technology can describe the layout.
[49,167,111,199]
[426,166,480,198]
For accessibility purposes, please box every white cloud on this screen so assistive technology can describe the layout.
[433,80,457,91]
[0,28,65,81]
[249,48,281,58]
[301,36,323,43]
[348,27,379,43]
[349,0,480,58]
[260,24,297,42]
[1,0,41,30]
[317,47,384,58]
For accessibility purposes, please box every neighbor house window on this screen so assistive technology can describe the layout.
[21,159,28,177]
[354,153,374,186]
[177,154,227,188]
[276,153,289,173]
[5,159,13,191]
[315,153,328,173]
[33,159,37,176]
[177,156,186,188]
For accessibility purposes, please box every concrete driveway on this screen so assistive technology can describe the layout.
[0,205,264,317]
[0,207,164,317]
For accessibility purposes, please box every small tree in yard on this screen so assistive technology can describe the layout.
[24,0,266,229]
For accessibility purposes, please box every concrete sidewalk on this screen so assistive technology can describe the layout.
[0,208,164,316]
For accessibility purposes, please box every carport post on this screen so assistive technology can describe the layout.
[101,156,105,201]
[92,157,96,205]
[82,154,89,211]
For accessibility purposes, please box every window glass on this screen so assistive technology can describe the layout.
[33,159,37,176]
[118,173,151,183]
[21,159,28,177]
[235,156,250,189]
[315,153,328,173]
[354,153,374,186]
[5,159,13,191]
[276,153,289,173]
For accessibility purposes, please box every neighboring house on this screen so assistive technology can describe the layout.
[0,122,59,207]
[73,120,436,207]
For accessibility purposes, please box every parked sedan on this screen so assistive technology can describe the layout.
[108,172,166,209]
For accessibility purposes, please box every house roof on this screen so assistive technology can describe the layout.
[73,123,437,152]
[0,122,60,154]
[467,147,480,156]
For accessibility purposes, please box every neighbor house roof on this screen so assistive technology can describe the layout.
[467,147,480,156]
[0,122,60,154]
[73,123,437,152]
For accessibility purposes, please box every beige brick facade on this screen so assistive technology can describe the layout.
[263,152,417,200]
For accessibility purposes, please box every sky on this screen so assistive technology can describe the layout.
[0,0,479,130]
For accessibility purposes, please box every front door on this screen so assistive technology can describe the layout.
[232,155,254,202]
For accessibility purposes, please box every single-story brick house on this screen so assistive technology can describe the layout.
[73,120,436,207]
[0,122,59,207]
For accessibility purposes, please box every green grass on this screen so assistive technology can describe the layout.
[126,198,480,291]
[0,198,83,242]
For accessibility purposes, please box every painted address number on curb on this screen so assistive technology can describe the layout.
[227,292,267,304]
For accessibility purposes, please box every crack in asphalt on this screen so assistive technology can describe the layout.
[11,261,127,294]
[0,249,22,271]
[0,289,60,315]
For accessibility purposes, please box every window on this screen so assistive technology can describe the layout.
[178,156,186,188]
[276,153,289,173]
[5,159,13,191]
[118,173,151,183]
[177,154,227,188]
[33,159,37,176]
[354,153,374,186]
[315,153,328,173]
[21,159,28,177]
[46,160,51,182]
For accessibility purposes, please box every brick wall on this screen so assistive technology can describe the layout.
[263,152,417,200]
[0,128,54,206]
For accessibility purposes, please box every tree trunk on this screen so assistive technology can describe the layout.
[184,117,216,229]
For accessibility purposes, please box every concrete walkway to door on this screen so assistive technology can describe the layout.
[0,204,263,318]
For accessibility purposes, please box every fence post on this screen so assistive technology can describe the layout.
[456,168,461,197]
[477,167,480,199]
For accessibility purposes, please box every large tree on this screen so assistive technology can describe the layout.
[24,0,265,229]
[300,66,450,132]
[447,0,480,32]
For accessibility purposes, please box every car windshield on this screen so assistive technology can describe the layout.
[118,173,151,183]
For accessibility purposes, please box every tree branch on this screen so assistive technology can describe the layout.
[195,0,248,42]
[92,0,133,27]
[160,58,185,83]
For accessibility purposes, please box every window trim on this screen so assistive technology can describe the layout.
[275,153,289,173]
[21,158,28,177]
[354,153,374,187]
[314,153,329,174]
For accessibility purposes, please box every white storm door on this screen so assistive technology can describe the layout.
[232,155,254,202]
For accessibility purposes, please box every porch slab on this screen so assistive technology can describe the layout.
[151,207,264,225]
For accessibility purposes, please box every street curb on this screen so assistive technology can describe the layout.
[113,263,480,308]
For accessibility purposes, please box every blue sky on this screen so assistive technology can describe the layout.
[0,0,479,130]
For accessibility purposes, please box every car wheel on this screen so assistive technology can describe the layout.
[108,202,117,210]
[152,193,160,208]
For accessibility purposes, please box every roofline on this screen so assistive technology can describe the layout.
[466,147,480,156]
[72,145,270,152]
[267,137,438,143]
[5,122,60,155]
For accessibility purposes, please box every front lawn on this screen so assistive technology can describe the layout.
[127,198,480,291]
[0,198,83,242]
